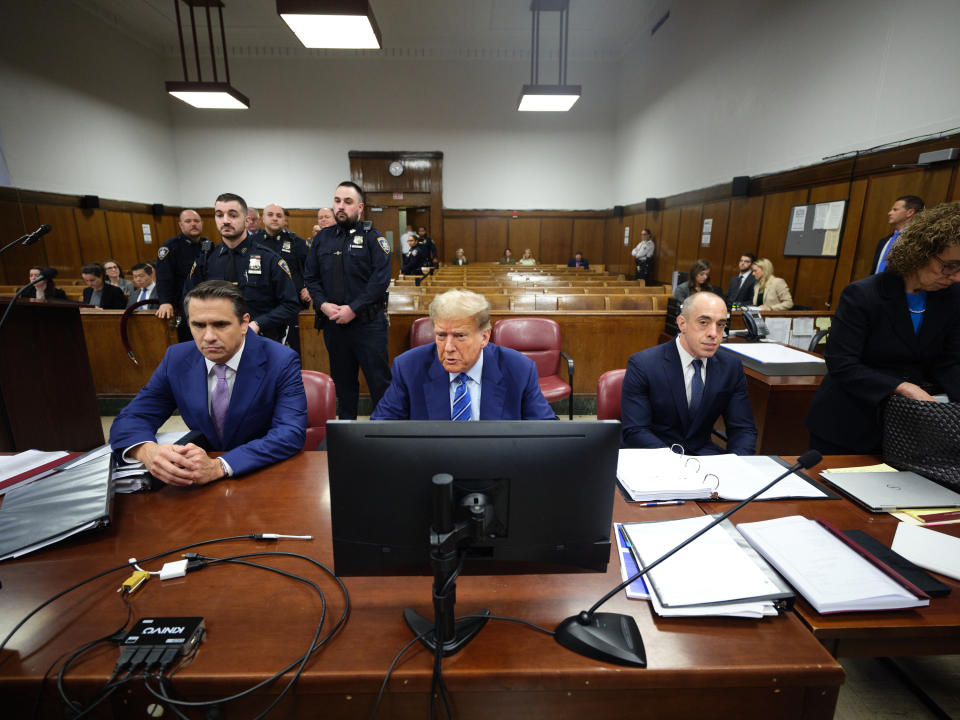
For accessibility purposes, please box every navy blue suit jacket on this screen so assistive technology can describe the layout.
[370,343,557,420]
[621,339,757,455]
[109,331,307,476]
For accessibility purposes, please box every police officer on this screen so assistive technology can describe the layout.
[254,203,311,352]
[156,209,210,342]
[416,226,438,267]
[304,181,391,420]
[184,193,299,343]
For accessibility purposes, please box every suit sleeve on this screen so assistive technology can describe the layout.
[219,351,306,475]
[105,285,127,309]
[370,356,412,420]
[156,243,178,305]
[765,278,794,311]
[519,359,558,420]
[720,363,757,455]
[108,350,179,455]
[620,354,668,449]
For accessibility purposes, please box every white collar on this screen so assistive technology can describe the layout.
[204,336,246,374]
[449,348,484,384]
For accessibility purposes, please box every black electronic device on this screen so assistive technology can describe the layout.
[741,307,769,341]
[327,420,621,656]
[120,616,205,670]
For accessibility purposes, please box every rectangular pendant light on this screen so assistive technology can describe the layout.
[277,0,383,49]
[518,84,581,112]
[166,81,250,109]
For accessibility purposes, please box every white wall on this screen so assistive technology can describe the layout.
[0,0,179,203]
[614,0,960,204]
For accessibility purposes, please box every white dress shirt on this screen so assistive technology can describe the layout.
[448,352,484,421]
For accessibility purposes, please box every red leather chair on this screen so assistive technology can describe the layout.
[491,317,574,420]
[410,316,434,347]
[596,369,626,421]
[301,370,336,450]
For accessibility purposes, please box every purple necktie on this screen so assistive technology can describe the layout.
[211,364,229,443]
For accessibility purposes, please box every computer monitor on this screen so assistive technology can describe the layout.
[327,420,621,577]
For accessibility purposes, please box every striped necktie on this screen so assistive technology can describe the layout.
[451,373,471,421]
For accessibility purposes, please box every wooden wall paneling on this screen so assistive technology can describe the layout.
[539,218,573,264]
[131,212,161,264]
[0,201,27,283]
[699,200,730,285]
[104,211,138,273]
[156,214,179,244]
[74,209,113,267]
[828,178,869,308]
[572,218,605,267]
[198,210,217,238]
[508,217,541,262]
[852,167,953,280]
[35,205,83,277]
[600,216,623,273]
[443,217,475,263]
[755,189,809,290]
[794,182,861,310]
[429,158,443,255]
[948,164,960,201]
[676,206,704,275]
[723,196,764,283]
[0,203,43,284]
[286,211,316,240]
[655,208,682,284]
[476,217,508,262]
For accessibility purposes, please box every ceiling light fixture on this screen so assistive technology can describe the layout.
[518,0,580,112]
[277,0,383,49]
[165,0,250,110]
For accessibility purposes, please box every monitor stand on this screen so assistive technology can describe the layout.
[404,473,490,656]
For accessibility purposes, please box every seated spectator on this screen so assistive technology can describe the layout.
[518,248,537,266]
[127,263,159,307]
[452,248,469,266]
[568,252,589,269]
[498,248,517,265]
[371,289,556,420]
[103,259,134,297]
[751,258,793,310]
[621,292,757,455]
[109,280,307,485]
[675,259,722,303]
[81,263,127,309]
[23,266,67,301]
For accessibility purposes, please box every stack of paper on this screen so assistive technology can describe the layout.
[0,450,73,495]
[105,431,190,493]
[617,449,827,502]
[738,515,930,613]
[622,515,794,618]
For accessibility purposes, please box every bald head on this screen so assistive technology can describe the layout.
[262,203,285,235]
[178,209,202,239]
[677,292,728,360]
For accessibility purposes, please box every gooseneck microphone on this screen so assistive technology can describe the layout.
[21,224,52,246]
[554,450,823,667]
[0,267,62,333]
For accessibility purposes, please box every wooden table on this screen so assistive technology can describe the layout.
[0,452,842,719]
[707,455,960,658]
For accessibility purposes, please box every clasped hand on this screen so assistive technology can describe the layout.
[133,442,225,486]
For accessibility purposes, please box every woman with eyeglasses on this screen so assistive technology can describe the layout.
[805,202,960,454]
[102,259,134,297]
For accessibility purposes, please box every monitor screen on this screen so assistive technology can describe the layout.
[327,420,621,577]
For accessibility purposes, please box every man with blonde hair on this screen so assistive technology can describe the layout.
[371,289,556,420]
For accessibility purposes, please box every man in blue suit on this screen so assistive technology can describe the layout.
[371,289,556,421]
[110,280,307,485]
[621,292,756,454]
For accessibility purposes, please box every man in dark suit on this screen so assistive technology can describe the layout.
[871,195,924,274]
[724,252,756,307]
[371,289,556,420]
[126,262,159,307]
[81,262,126,309]
[621,292,757,454]
[110,280,307,485]
[567,252,589,269]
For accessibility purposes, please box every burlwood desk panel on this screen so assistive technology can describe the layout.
[707,455,960,658]
[0,453,842,719]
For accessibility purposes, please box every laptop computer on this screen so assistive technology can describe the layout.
[819,470,960,513]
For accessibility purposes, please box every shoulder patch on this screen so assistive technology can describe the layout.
[305,236,313,249]
[277,258,292,278]
[188,260,197,277]
[377,236,391,254]
[157,247,170,261]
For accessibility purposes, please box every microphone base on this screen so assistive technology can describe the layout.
[555,612,646,667]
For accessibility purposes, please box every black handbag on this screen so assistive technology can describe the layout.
[882,395,960,491]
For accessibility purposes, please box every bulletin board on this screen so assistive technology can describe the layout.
[783,200,847,257]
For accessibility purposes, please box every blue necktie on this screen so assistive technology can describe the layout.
[877,230,900,273]
[452,373,471,421]
[689,359,704,415]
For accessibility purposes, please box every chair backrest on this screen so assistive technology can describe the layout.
[486,294,511,311]
[510,295,538,311]
[491,317,561,377]
[410,316,435,347]
[388,294,418,311]
[301,370,336,450]
[558,295,605,311]
[597,368,626,420]
[606,294,653,311]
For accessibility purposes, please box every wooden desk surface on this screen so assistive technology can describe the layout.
[0,452,842,719]
[708,455,960,658]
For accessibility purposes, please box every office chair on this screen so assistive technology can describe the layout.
[597,369,626,421]
[301,370,336,450]
[410,316,434,347]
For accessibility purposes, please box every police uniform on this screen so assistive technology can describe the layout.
[253,228,310,352]
[184,235,300,343]
[156,233,208,342]
[402,245,429,276]
[304,219,392,420]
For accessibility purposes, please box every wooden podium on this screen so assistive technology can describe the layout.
[0,297,104,451]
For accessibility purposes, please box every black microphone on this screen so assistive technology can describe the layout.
[33,267,58,283]
[554,450,823,668]
[21,224,52,246]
